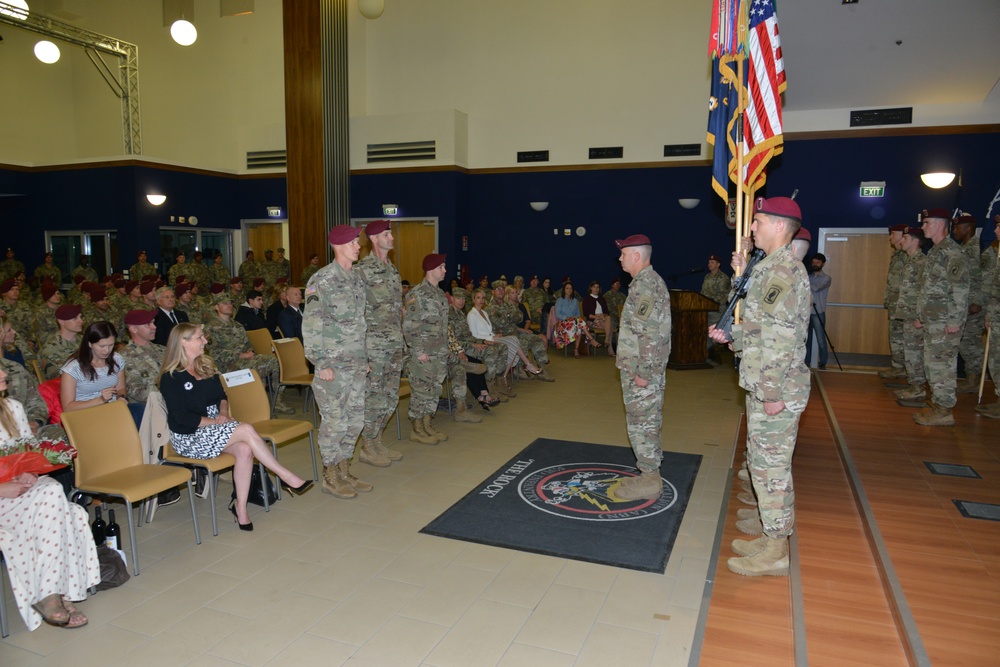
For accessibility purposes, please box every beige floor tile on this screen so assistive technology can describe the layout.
[208,557,324,617]
[552,559,620,592]
[291,546,398,602]
[111,570,243,633]
[596,569,677,634]
[650,604,701,667]
[496,642,577,667]
[37,624,150,667]
[514,583,607,654]
[284,520,380,566]
[669,556,711,609]
[424,599,532,667]
[0,639,44,667]
[308,577,422,645]
[346,616,448,667]
[397,563,496,626]
[479,551,564,608]
[450,541,516,572]
[186,656,249,667]
[266,634,356,666]
[377,534,467,586]
[575,622,659,667]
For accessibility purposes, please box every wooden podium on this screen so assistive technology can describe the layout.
[668,290,719,370]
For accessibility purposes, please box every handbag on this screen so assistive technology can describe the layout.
[232,465,279,507]
[94,545,130,591]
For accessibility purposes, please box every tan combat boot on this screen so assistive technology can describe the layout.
[423,414,448,441]
[740,479,753,494]
[273,387,295,415]
[359,438,392,467]
[737,466,750,482]
[487,378,509,403]
[615,471,663,501]
[731,535,769,557]
[735,508,763,535]
[976,402,1000,419]
[913,404,955,426]
[339,460,372,492]
[737,491,757,506]
[372,433,403,461]
[321,462,357,499]
[500,375,517,398]
[727,535,789,576]
[536,368,555,382]
[453,400,482,423]
[878,367,906,379]
[892,385,925,400]
[409,418,438,445]
[955,377,978,395]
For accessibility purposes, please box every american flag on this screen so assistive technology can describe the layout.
[742,0,786,191]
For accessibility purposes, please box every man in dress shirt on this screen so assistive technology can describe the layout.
[153,286,189,345]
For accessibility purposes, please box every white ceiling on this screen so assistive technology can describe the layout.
[778,0,1000,112]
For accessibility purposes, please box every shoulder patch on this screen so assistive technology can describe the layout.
[305,285,317,296]
[635,296,654,321]
[761,276,792,314]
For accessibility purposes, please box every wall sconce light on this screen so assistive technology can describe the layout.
[529,201,549,212]
[146,194,167,206]
[920,172,956,189]
[0,0,28,21]
[33,40,61,63]
[165,0,197,46]
[678,198,700,209]
[358,0,384,19]
[382,204,398,216]
[170,19,197,45]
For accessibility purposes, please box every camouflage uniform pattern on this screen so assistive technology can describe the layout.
[166,263,187,286]
[238,259,261,285]
[303,261,367,465]
[957,236,985,376]
[489,299,548,365]
[449,305,504,380]
[119,341,165,405]
[301,264,320,285]
[31,305,60,348]
[884,249,907,371]
[204,313,280,385]
[187,259,211,292]
[446,326,469,402]
[521,287,548,328]
[4,300,34,342]
[34,264,62,286]
[895,251,927,389]
[983,245,1000,398]
[260,260,281,289]
[129,261,157,281]
[616,264,672,473]
[175,300,204,325]
[277,258,291,282]
[39,333,81,380]
[603,288,626,329]
[0,357,55,436]
[356,254,403,440]
[72,265,99,283]
[730,243,811,539]
[402,279,449,419]
[209,262,232,287]
[700,271,731,327]
[916,236,969,409]
[0,258,25,280]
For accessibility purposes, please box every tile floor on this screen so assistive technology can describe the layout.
[0,352,745,667]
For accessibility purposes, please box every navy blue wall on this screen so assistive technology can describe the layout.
[2,130,998,289]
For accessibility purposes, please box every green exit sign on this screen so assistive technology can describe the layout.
[860,181,886,197]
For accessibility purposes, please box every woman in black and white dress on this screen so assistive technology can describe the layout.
[158,323,312,531]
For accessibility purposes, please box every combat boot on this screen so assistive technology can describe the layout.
[731,535,768,557]
[735,515,763,535]
[453,400,482,423]
[878,367,906,379]
[913,405,955,426]
[892,385,925,400]
[955,377,978,395]
[486,378,508,403]
[536,368,555,382]
[975,402,1000,419]
[372,433,403,461]
[273,387,295,415]
[737,491,757,506]
[740,479,753,494]
[615,471,663,501]
[423,414,449,441]
[359,438,391,467]
[409,418,438,445]
[338,460,372,492]
[737,466,750,482]
[727,535,789,577]
[321,462,357,499]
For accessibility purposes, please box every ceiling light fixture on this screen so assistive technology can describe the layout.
[0,0,29,21]
[33,39,60,63]
[920,172,956,189]
[529,202,549,212]
[170,19,197,46]
[146,194,167,206]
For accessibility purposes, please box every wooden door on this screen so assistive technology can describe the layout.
[819,229,893,355]
[246,222,283,258]
[356,219,437,285]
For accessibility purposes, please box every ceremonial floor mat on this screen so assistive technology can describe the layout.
[420,438,701,573]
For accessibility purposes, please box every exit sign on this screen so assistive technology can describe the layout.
[860,181,886,197]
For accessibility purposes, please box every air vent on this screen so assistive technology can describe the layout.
[246,150,287,169]
[517,150,549,163]
[850,107,913,127]
[663,143,701,157]
[589,146,623,160]
[367,140,436,163]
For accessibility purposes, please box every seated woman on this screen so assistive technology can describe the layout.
[466,288,539,381]
[60,321,135,423]
[0,368,100,630]
[158,323,313,531]
[0,315,37,370]
[582,280,615,356]
[551,281,599,357]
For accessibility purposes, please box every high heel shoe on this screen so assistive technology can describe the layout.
[228,500,254,531]
[478,395,500,410]
[525,364,542,375]
[281,479,314,496]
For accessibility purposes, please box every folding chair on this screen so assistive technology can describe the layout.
[272,337,315,423]
[160,442,238,536]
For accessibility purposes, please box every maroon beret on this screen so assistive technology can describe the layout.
[55,304,82,320]
[141,274,158,282]
[102,275,113,283]
[708,255,722,263]
[328,225,362,246]
[81,281,97,292]
[755,196,802,223]
[140,282,156,295]
[903,226,923,237]
[308,253,319,260]
[210,283,225,294]
[888,224,908,233]
[422,253,447,272]
[175,283,191,298]
[0,278,16,294]
[953,214,976,227]
[89,286,107,302]
[124,309,156,326]
[126,280,139,293]
[615,234,652,249]
[230,276,242,285]
[113,278,127,289]
[365,219,391,237]
[174,274,187,283]
[253,277,265,288]
[154,280,165,289]
[276,277,288,285]
[921,208,951,221]
[794,227,812,242]
[73,274,86,284]
[41,283,59,301]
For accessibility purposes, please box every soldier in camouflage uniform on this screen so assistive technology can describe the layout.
[276,248,291,283]
[613,234,672,502]
[0,356,63,439]
[81,286,115,330]
[301,253,321,285]
[521,276,547,331]
[303,225,370,499]
[913,208,970,426]
[891,227,929,405]
[450,287,508,403]
[31,283,63,349]
[709,197,811,577]
[238,250,261,286]
[880,225,909,378]
[40,304,84,379]
[260,250,281,291]
[952,215,986,394]
[975,218,1000,418]
[209,253,232,287]
[0,248,25,281]
[444,292,488,421]
[120,309,164,406]
[700,255,731,330]
[355,220,405,467]
[167,251,188,286]
[603,277,626,333]
[186,251,211,292]
[129,250,157,282]
[34,253,62,287]
[203,292,292,414]
[403,254,451,445]
[0,279,33,343]
[489,282,552,380]
[71,255,99,284]
[174,283,203,325]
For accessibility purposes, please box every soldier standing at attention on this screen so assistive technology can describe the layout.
[614,234,672,501]
[238,250,260,286]
[891,227,929,406]
[187,251,211,292]
[701,255,731,331]
[912,208,970,426]
[167,251,188,286]
[34,252,62,287]
[709,197,811,577]
[952,215,985,395]
[72,254,99,284]
[403,253,451,445]
[355,220,405,467]
[129,250,157,282]
[880,224,909,379]
[301,253,321,284]
[975,216,1000,418]
[303,226,371,498]
[0,248,25,281]
[209,253,231,287]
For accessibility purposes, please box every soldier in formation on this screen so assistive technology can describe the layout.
[880,224,908,379]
